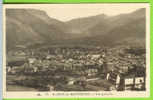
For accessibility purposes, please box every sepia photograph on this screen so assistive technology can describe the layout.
[3,3,150,98]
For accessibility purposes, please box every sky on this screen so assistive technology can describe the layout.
[4,3,149,21]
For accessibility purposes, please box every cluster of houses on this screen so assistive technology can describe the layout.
[6,45,146,91]
[106,66,145,91]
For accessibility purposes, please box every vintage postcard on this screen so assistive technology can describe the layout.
[2,3,150,98]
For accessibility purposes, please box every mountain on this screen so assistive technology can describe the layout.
[6,8,146,50]
[88,8,145,35]
[66,14,107,35]
[89,8,146,46]
[6,9,68,50]
[65,8,146,46]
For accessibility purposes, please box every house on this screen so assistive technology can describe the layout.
[66,76,87,86]
[7,60,27,73]
[118,75,145,91]
[84,64,99,76]
[85,68,98,76]
[46,55,55,60]
[14,51,26,56]
[91,54,101,60]
[134,77,145,90]
[106,70,120,88]
[28,58,36,64]
[67,78,75,85]
[121,75,135,90]
[46,84,54,91]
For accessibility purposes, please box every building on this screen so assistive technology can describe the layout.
[28,58,36,64]
[119,75,145,91]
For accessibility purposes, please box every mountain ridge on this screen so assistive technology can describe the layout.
[6,8,146,50]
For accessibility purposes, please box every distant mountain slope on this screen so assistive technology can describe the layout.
[6,8,146,50]
[6,9,68,50]
[88,8,145,36]
[66,8,146,46]
[89,8,146,46]
[66,14,107,35]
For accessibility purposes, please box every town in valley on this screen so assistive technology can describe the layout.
[5,7,147,91]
